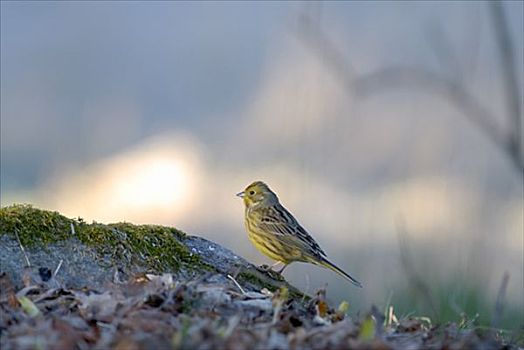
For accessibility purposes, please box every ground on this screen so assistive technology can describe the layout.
[0,205,520,349]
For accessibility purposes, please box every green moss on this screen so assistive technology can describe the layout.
[0,204,211,273]
[237,270,274,290]
[0,204,73,245]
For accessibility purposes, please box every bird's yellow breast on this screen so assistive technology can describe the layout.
[244,210,299,263]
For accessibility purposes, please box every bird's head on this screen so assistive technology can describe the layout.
[237,181,279,208]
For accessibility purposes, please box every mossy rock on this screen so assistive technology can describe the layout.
[0,204,207,273]
[0,204,304,297]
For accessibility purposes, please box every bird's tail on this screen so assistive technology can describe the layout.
[317,258,363,288]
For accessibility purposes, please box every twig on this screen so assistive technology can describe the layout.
[387,306,399,327]
[14,230,31,268]
[52,259,64,279]
[383,290,395,327]
[15,285,40,298]
[227,274,246,295]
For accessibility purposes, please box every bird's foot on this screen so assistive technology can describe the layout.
[256,264,286,281]
[257,264,272,272]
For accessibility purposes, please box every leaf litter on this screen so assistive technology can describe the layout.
[0,272,519,350]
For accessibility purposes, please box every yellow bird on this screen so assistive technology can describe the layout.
[237,181,362,288]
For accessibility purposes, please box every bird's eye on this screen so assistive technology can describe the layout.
[249,190,255,195]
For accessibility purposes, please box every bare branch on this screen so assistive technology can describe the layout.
[424,21,462,82]
[353,66,523,172]
[227,274,246,295]
[14,230,31,268]
[52,259,64,279]
[491,271,509,329]
[297,12,356,94]
[296,9,524,174]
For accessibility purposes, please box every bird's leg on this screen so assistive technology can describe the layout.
[271,261,283,269]
[276,263,288,274]
[258,261,283,272]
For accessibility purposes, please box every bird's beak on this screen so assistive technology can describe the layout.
[236,191,245,198]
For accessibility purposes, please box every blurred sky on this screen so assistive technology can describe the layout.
[1,1,523,322]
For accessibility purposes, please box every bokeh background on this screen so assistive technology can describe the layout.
[1,1,523,329]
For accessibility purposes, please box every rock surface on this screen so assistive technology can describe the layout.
[0,205,297,295]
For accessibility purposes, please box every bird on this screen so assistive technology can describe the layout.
[237,181,362,288]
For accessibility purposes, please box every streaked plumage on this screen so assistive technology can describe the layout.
[237,181,362,288]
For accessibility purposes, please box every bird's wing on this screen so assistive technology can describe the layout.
[258,205,327,258]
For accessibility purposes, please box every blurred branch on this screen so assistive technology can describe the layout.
[297,5,523,174]
[488,1,523,174]
[353,66,509,159]
[491,271,509,330]
[424,21,461,81]
[297,12,356,93]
